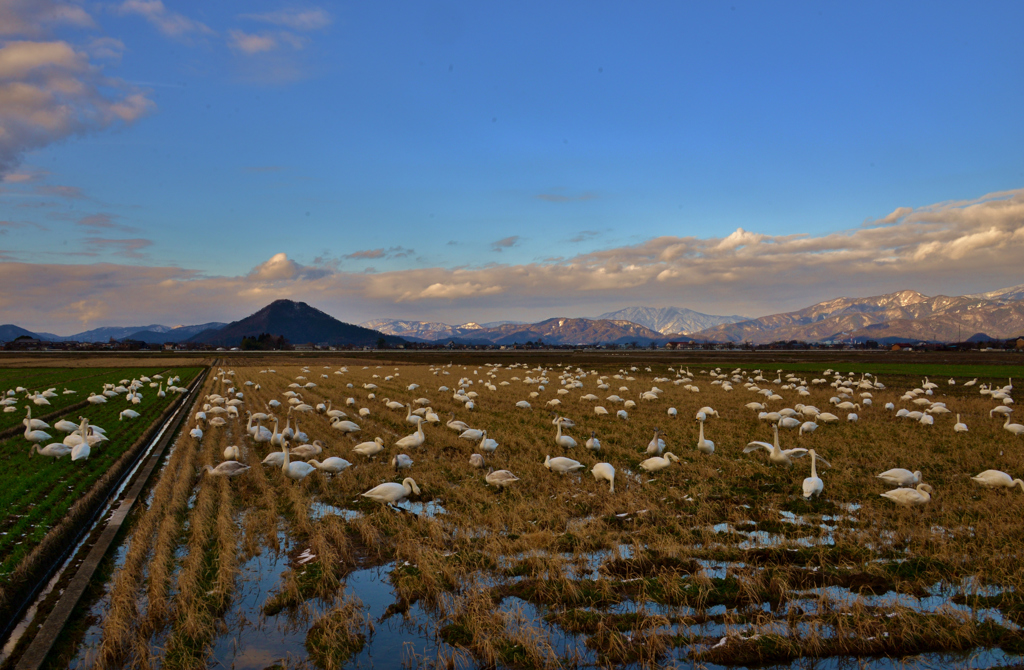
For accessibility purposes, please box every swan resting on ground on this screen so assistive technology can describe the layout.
[362,477,421,503]
[971,470,1024,492]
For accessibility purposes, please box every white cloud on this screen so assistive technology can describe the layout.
[116,0,213,39]
[228,29,278,54]
[3,188,1024,332]
[0,40,153,175]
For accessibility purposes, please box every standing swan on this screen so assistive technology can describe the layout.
[555,422,577,449]
[743,425,808,467]
[281,441,316,481]
[591,463,616,492]
[696,420,714,455]
[802,449,830,499]
[880,483,933,507]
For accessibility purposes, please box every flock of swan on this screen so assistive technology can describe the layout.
[190,364,1021,515]
[14,373,186,462]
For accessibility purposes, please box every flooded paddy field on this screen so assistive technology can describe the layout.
[21,357,1024,669]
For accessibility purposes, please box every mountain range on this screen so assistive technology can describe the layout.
[687,286,1024,344]
[4,284,1024,347]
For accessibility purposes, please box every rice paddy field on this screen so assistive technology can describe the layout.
[0,367,202,624]
[13,357,1024,669]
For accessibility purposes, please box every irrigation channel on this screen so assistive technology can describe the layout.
[0,368,209,670]
[5,358,1024,670]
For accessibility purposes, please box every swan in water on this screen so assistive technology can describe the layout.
[743,425,808,467]
[876,469,921,487]
[585,431,601,451]
[880,482,933,507]
[30,443,73,458]
[555,423,577,449]
[696,420,714,455]
[362,477,421,503]
[309,457,351,474]
[591,462,615,492]
[485,469,520,488]
[639,452,679,472]
[203,461,250,478]
[392,453,414,470]
[801,449,830,499]
[353,437,385,457]
[544,455,584,473]
[280,442,316,481]
[971,470,1024,492]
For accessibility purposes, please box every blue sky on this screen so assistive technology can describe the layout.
[2,1,1024,332]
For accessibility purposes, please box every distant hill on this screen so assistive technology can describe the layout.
[189,300,404,347]
[596,306,747,335]
[687,288,1024,344]
[0,324,44,341]
[361,319,488,342]
[127,323,228,344]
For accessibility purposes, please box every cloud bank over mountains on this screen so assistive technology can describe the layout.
[3,188,1023,333]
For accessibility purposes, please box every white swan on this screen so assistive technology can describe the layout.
[310,457,352,474]
[203,461,250,478]
[190,426,203,440]
[391,453,414,470]
[23,406,48,430]
[396,422,426,449]
[289,440,324,460]
[876,468,921,487]
[880,482,933,507]
[71,439,90,461]
[447,413,470,431]
[469,453,485,468]
[281,442,316,481]
[485,469,519,488]
[120,409,140,420]
[953,414,968,433]
[23,421,51,445]
[798,421,818,435]
[591,462,615,492]
[544,455,584,473]
[639,452,679,472]
[971,470,1024,491]
[30,443,73,458]
[223,444,241,460]
[332,419,361,434]
[802,449,830,499]
[695,420,715,456]
[585,431,601,451]
[646,428,665,455]
[353,437,385,457]
[1003,415,1024,436]
[555,422,577,449]
[479,431,498,454]
[362,477,421,503]
[743,425,808,467]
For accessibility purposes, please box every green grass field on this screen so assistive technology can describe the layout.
[0,367,201,586]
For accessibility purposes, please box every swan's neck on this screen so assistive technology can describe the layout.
[282,445,290,471]
[810,453,817,478]
[699,422,705,442]
[1014,479,1024,493]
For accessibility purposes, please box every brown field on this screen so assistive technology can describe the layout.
[31,357,1024,669]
